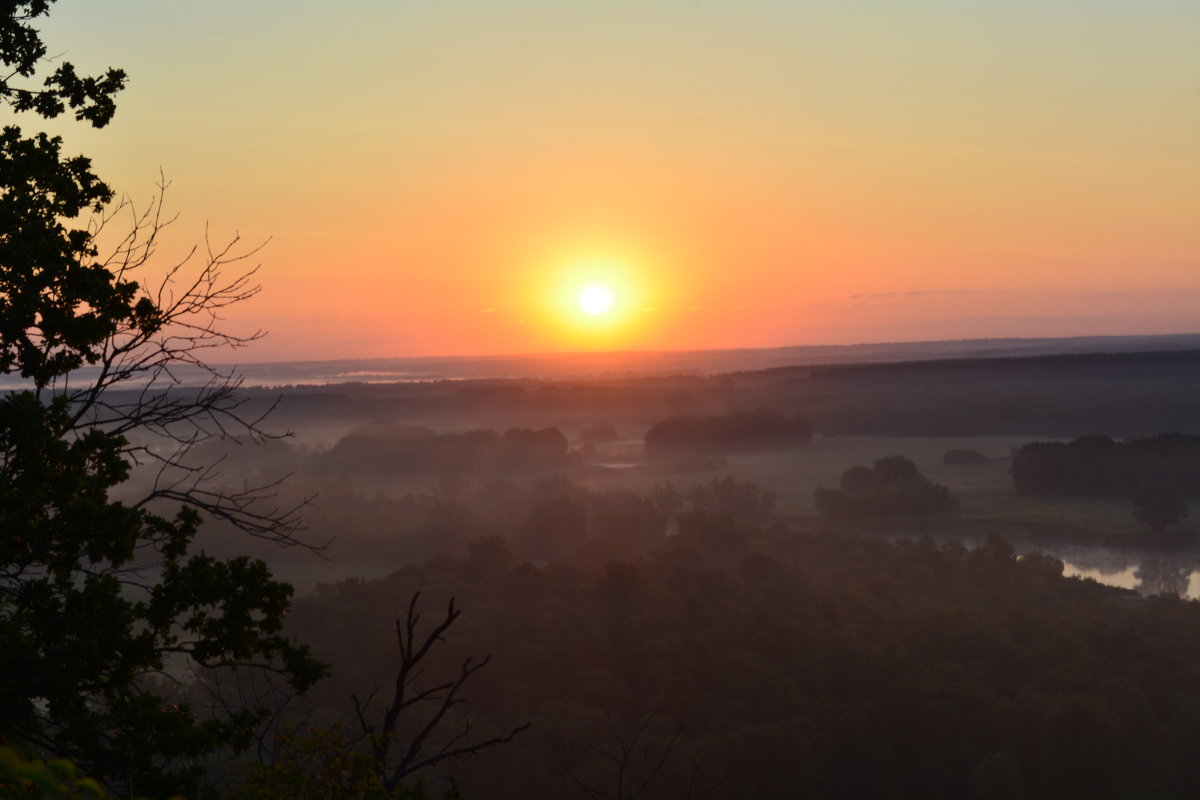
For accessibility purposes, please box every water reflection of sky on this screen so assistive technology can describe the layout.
[1061,564,1141,593]
[1037,547,1199,599]
[282,545,1200,600]
[896,531,1200,600]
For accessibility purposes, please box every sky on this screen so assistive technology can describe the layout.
[34,1,1200,361]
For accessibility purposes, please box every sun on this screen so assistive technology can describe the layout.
[538,249,654,346]
[579,285,613,315]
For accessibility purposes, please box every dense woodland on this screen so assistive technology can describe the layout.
[1012,435,1200,497]
[285,518,1200,800]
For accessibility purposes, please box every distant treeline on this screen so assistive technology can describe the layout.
[242,348,1200,439]
[644,409,812,454]
[316,425,570,474]
[753,350,1200,438]
[1012,434,1200,496]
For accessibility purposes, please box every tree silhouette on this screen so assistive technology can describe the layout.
[0,3,324,794]
[1132,480,1189,534]
[814,455,956,517]
[553,708,683,800]
[352,593,530,791]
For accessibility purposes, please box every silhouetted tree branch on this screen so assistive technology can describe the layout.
[0,4,325,793]
[554,707,684,800]
[43,181,319,546]
[352,591,530,790]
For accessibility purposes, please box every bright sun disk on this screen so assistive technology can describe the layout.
[579,285,613,315]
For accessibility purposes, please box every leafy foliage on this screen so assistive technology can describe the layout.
[0,745,113,800]
[230,723,459,800]
[0,2,324,794]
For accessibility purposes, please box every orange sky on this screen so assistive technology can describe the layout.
[38,1,1200,361]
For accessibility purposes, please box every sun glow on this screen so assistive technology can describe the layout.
[579,286,613,315]
[526,245,668,350]
[550,254,639,321]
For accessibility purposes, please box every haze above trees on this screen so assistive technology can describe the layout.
[6,2,1200,799]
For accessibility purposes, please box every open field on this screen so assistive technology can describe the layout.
[574,434,1197,536]
[275,431,1197,537]
[254,432,1200,601]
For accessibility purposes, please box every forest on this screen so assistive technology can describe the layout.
[16,355,1200,799]
[286,524,1200,800]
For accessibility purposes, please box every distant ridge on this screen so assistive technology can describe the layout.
[6,333,1199,390]
[223,333,1200,387]
[799,346,1200,376]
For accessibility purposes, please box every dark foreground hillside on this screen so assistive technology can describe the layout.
[289,522,1200,800]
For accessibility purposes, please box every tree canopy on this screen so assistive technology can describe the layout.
[814,454,957,518]
[0,3,324,794]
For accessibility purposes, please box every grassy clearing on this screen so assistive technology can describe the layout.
[350,433,1194,537]
[576,434,1196,535]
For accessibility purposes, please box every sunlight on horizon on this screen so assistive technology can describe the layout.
[528,250,659,350]
[579,285,613,315]
[45,1,1200,361]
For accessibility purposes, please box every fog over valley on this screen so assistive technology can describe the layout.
[8,1,1200,797]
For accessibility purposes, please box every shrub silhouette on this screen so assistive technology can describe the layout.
[1132,480,1189,533]
[815,455,957,517]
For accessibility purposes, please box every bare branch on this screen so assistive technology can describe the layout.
[353,592,528,790]
[29,180,322,551]
[555,707,686,800]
